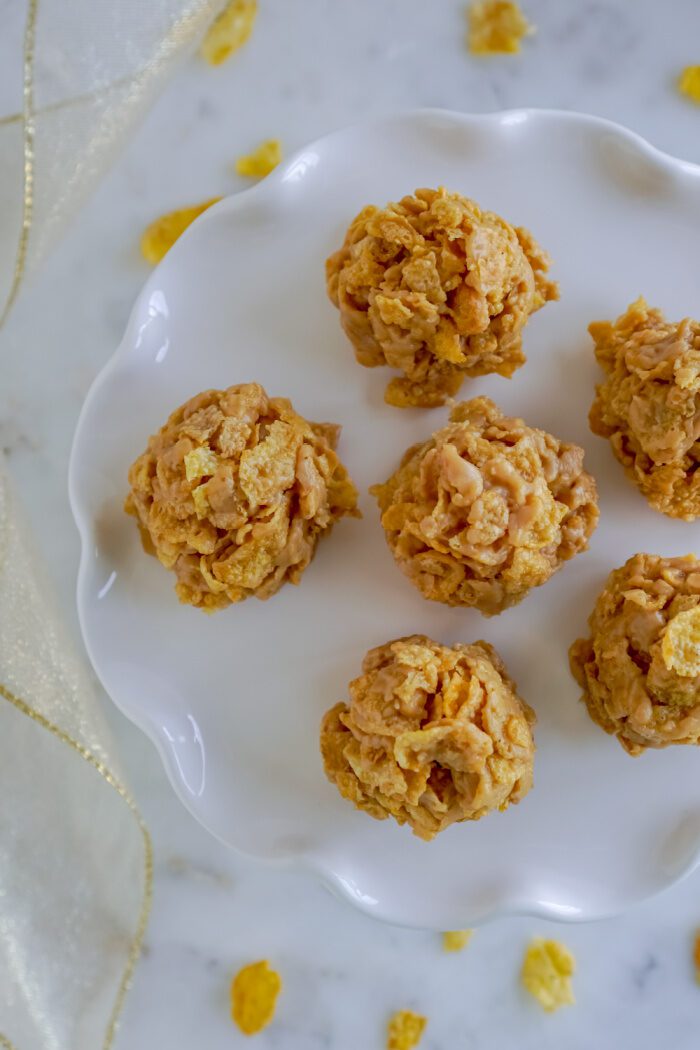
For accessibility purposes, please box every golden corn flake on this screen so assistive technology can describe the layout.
[140,198,221,264]
[184,446,219,483]
[679,66,700,105]
[235,139,283,178]
[468,1,534,55]
[661,606,700,678]
[442,930,473,952]
[230,960,281,1035]
[521,938,575,1012]
[693,930,700,983]
[200,0,257,66]
[387,1010,427,1050]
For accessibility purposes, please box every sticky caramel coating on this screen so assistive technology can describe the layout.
[589,298,700,520]
[320,635,535,840]
[570,553,700,755]
[125,383,358,611]
[371,397,599,615]
[326,187,558,407]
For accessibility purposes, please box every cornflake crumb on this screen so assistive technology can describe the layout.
[200,0,257,65]
[521,938,575,1012]
[693,931,700,983]
[679,66,700,105]
[468,1,534,55]
[230,960,281,1035]
[140,199,221,264]
[387,1010,427,1050]
[442,930,473,952]
[236,139,283,178]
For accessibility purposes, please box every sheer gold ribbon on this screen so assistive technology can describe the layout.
[0,463,153,1050]
[0,0,223,325]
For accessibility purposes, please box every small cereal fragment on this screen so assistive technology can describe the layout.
[693,931,700,983]
[230,960,281,1035]
[140,198,221,264]
[521,938,575,1012]
[442,930,473,952]
[662,606,700,677]
[387,1009,427,1050]
[468,1,534,55]
[200,0,257,66]
[679,66,700,105]
[235,139,283,178]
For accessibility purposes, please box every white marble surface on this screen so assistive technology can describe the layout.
[2,0,700,1045]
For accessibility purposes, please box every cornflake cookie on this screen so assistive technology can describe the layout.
[371,397,599,616]
[320,635,535,841]
[125,383,359,611]
[589,298,700,520]
[326,187,557,408]
[230,960,281,1035]
[468,1,534,55]
[521,938,575,1012]
[386,1010,427,1050]
[140,198,221,264]
[570,553,700,755]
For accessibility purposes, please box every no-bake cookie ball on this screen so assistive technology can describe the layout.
[570,553,700,755]
[325,187,558,408]
[371,397,599,616]
[125,383,359,610]
[320,635,535,840]
[589,298,700,520]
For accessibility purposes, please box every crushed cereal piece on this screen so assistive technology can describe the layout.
[588,298,700,520]
[570,553,700,754]
[662,606,700,678]
[230,959,281,1035]
[387,1009,427,1050]
[320,635,536,840]
[693,931,700,983]
[200,0,257,65]
[442,930,473,952]
[521,938,575,1012]
[679,66,700,105]
[140,198,221,264]
[326,187,557,408]
[235,139,283,178]
[125,383,359,611]
[371,397,598,615]
[468,1,534,55]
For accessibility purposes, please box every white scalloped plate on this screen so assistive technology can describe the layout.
[70,110,700,928]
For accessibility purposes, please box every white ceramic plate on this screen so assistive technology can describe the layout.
[70,110,700,929]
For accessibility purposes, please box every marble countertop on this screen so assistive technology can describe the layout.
[2,0,700,1046]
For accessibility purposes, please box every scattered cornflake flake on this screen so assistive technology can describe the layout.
[442,930,473,952]
[467,1,534,54]
[661,606,700,678]
[521,938,575,1012]
[693,931,700,983]
[230,960,281,1035]
[200,0,257,66]
[679,66,700,105]
[140,198,221,264]
[235,139,283,178]
[387,1010,427,1050]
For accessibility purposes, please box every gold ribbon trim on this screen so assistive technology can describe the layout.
[0,0,38,327]
[0,683,154,1050]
